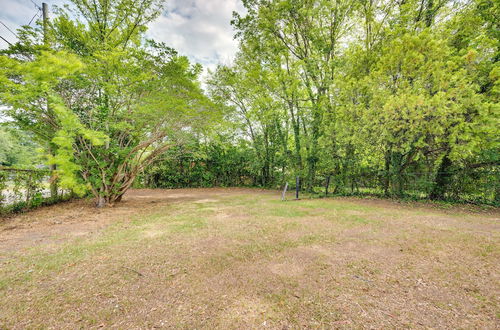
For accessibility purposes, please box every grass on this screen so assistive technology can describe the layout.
[0,188,498,328]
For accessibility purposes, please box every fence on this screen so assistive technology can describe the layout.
[0,167,71,214]
[285,166,500,206]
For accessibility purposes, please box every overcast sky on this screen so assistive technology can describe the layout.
[0,0,245,74]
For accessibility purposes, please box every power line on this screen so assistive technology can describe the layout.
[28,10,41,26]
[0,0,43,46]
[30,0,42,11]
[0,1,44,48]
[28,0,43,27]
[24,0,43,26]
[0,34,13,46]
[0,1,45,52]
[0,20,18,38]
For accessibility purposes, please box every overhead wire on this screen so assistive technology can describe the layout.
[27,0,43,26]
[30,0,42,11]
[0,0,43,46]
[28,11,41,26]
[0,20,18,38]
[0,34,13,46]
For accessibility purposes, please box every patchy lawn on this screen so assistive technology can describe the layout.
[0,188,499,328]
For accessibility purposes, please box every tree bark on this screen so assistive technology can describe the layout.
[96,195,107,208]
[430,153,453,200]
[383,150,391,196]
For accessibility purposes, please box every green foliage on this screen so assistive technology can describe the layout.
[140,137,257,188]
[204,0,499,204]
[1,0,498,207]
[0,124,40,167]
[0,0,218,207]
[0,168,72,214]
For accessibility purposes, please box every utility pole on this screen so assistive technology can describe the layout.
[42,3,48,45]
[42,2,58,199]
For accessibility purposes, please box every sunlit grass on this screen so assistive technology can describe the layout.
[0,189,498,328]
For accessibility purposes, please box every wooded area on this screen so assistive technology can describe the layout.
[0,1,499,327]
[0,0,498,207]
[203,0,499,203]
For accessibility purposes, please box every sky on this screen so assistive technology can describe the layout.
[0,0,245,75]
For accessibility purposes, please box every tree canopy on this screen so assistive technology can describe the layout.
[1,0,498,205]
[202,0,499,202]
[1,0,217,206]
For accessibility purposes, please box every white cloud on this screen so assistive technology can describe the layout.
[1,0,245,77]
[147,0,245,73]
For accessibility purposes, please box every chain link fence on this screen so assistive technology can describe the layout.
[285,166,499,206]
[0,167,71,214]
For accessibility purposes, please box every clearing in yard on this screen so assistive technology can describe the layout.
[0,188,498,328]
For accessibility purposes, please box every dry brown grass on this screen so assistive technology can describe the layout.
[0,188,499,329]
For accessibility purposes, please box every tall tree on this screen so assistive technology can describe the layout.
[233,0,357,189]
[0,0,216,206]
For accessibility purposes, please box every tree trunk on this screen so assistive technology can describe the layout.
[96,195,107,208]
[49,164,58,199]
[325,175,331,196]
[430,153,453,200]
[306,157,315,192]
[392,152,404,197]
[48,145,58,199]
[306,109,321,192]
[291,114,302,174]
[383,151,391,196]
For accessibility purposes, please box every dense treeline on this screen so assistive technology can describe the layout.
[1,0,217,206]
[0,0,498,206]
[150,0,497,203]
[140,140,256,188]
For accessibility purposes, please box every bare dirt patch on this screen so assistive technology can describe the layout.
[0,188,262,253]
[0,188,498,328]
